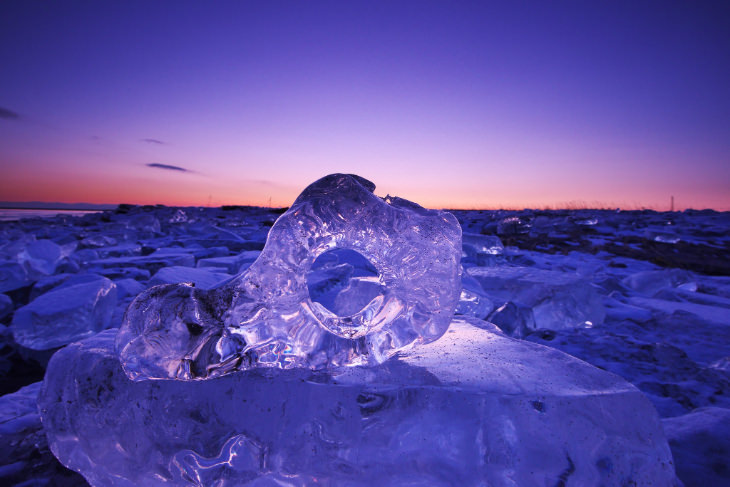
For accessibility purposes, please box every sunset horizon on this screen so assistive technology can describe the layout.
[2,2,729,211]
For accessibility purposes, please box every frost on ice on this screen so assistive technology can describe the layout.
[116,174,463,380]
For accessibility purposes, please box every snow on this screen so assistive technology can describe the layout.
[0,185,728,485]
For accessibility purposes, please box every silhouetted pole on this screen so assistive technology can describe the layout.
[671,195,674,212]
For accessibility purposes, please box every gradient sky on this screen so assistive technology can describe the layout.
[1,1,729,210]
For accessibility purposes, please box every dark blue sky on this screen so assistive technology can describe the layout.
[1,1,728,209]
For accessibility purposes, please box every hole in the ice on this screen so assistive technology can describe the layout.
[307,248,385,317]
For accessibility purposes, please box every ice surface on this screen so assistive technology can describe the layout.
[116,174,463,380]
[0,293,11,320]
[113,278,146,299]
[12,275,117,350]
[1,201,728,485]
[454,273,494,320]
[17,239,64,276]
[662,407,730,486]
[467,266,605,330]
[497,216,530,235]
[196,250,260,273]
[461,232,504,266]
[623,269,697,297]
[0,261,29,293]
[149,265,231,290]
[39,320,677,486]
[487,301,537,337]
[0,382,85,486]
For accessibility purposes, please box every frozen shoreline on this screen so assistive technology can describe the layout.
[1,205,728,486]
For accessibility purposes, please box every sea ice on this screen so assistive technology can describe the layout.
[89,252,195,273]
[467,266,605,330]
[0,293,12,320]
[17,239,64,276]
[0,381,85,486]
[116,174,463,380]
[196,250,260,273]
[662,407,730,486]
[497,215,530,235]
[149,266,231,290]
[454,273,494,320]
[39,320,678,486]
[461,232,504,266]
[487,301,537,337]
[0,261,29,293]
[12,275,117,350]
[623,269,697,297]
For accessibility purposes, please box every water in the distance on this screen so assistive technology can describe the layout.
[0,209,101,222]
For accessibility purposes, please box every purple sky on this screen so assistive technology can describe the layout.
[1,1,729,209]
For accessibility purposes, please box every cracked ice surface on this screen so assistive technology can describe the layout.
[116,174,463,380]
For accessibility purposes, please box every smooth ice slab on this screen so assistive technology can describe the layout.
[12,274,116,350]
[116,174,462,379]
[39,320,678,486]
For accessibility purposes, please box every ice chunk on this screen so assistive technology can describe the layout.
[0,261,30,293]
[461,232,504,266]
[12,275,117,350]
[196,250,260,273]
[169,209,188,223]
[454,272,494,319]
[497,216,530,235]
[710,356,730,373]
[89,252,195,273]
[604,295,653,323]
[117,174,463,380]
[662,407,730,486]
[487,301,537,337]
[17,239,63,276]
[80,235,117,248]
[627,296,729,327]
[150,266,231,290]
[40,320,678,486]
[467,266,605,330]
[0,382,86,486]
[113,278,146,299]
[126,213,161,233]
[0,293,12,320]
[623,269,697,297]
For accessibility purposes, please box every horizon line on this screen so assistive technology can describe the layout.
[2,201,728,213]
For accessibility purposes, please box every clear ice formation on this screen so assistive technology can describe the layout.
[116,174,463,380]
[12,274,117,350]
[467,266,605,330]
[38,320,678,486]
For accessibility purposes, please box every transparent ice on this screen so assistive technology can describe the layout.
[467,266,606,330]
[116,174,463,380]
[39,321,677,486]
[12,274,117,350]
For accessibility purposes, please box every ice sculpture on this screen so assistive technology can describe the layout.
[39,321,678,486]
[116,174,463,380]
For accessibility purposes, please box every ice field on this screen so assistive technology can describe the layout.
[0,176,729,486]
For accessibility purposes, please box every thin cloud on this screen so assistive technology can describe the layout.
[147,163,190,172]
[0,107,20,120]
[141,138,166,145]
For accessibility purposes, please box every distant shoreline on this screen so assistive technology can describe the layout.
[0,206,112,211]
[0,202,116,211]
